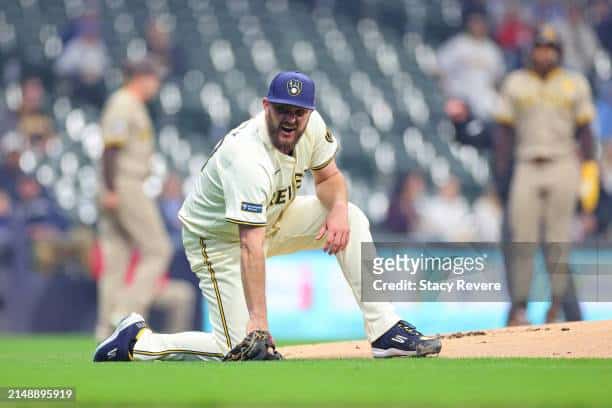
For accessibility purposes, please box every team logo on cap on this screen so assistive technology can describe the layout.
[287,79,303,96]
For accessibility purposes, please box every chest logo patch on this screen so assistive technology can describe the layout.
[241,202,263,213]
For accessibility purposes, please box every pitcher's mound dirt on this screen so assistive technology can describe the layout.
[279,320,612,359]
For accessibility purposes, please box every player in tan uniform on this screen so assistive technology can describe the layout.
[93,71,442,362]
[494,26,599,325]
[95,59,172,341]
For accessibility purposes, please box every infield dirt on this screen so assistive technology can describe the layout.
[279,319,612,359]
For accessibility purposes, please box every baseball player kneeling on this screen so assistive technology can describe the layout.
[94,72,441,362]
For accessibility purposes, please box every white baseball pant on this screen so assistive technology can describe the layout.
[133,196,400,361]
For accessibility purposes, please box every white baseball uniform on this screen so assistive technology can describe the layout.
[132,110,400,360]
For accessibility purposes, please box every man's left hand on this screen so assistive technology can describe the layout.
[316,202,350,255]
[223,330,282,361]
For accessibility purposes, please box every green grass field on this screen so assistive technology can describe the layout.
[0,335,611,407]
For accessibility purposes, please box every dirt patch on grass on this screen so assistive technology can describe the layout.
[279,320,612,359]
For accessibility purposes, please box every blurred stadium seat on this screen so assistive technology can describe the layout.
[0,0,491,226]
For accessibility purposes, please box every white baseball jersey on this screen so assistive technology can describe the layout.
[179,110,338,241]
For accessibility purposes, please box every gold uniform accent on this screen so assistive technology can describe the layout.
[311,146,338,170]
[576,113,594,127]
[225,217,267,226]
[103,139,126,148]
[295,172,303,189]
[493,114,514,126]
[138,128,152,141]
[127,327,150,361]
[200,237,232,349]
[133,349,224,358]
[268,173,304,207]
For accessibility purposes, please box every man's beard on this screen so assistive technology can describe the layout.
[267,122,304,155]
[532,53,559,75]
[535,59,555,69]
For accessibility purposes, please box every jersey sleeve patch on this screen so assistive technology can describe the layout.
[241,202,263,213]
[221,148,271,226]
[102,116,130,146]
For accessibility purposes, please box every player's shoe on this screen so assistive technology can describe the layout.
[93,313,148,362]
[371,320,442,358]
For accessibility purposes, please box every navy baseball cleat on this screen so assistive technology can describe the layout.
[371,320,442,358]
[93,313,148,362]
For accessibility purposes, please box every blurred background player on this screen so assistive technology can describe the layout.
[445,91,583,324]
[95,58,172,341]
[493,25,598,325]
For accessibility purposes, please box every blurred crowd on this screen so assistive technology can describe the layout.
[385,172,502,241]
[385,0,612,243]
[0,5,199,332]
[1,0,611,331]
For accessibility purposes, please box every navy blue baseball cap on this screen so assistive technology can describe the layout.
[266,71,316,110]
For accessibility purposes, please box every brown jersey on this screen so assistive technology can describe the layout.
[100,89,155,182]
[494,68,595,161]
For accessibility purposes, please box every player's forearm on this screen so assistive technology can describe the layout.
[102,147,120,191]
[240,246,267,325]
[238,226,268,328]
[492,124,515,201]
[577,125,595,161]
[315,172,348,211]
[493,125,514,179]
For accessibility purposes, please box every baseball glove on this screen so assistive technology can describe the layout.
[223,330,283,361]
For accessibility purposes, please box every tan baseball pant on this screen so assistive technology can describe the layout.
[95,178,173,340]
[508,157,580,305]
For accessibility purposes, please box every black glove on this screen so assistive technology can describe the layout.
[223,330,283,361]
